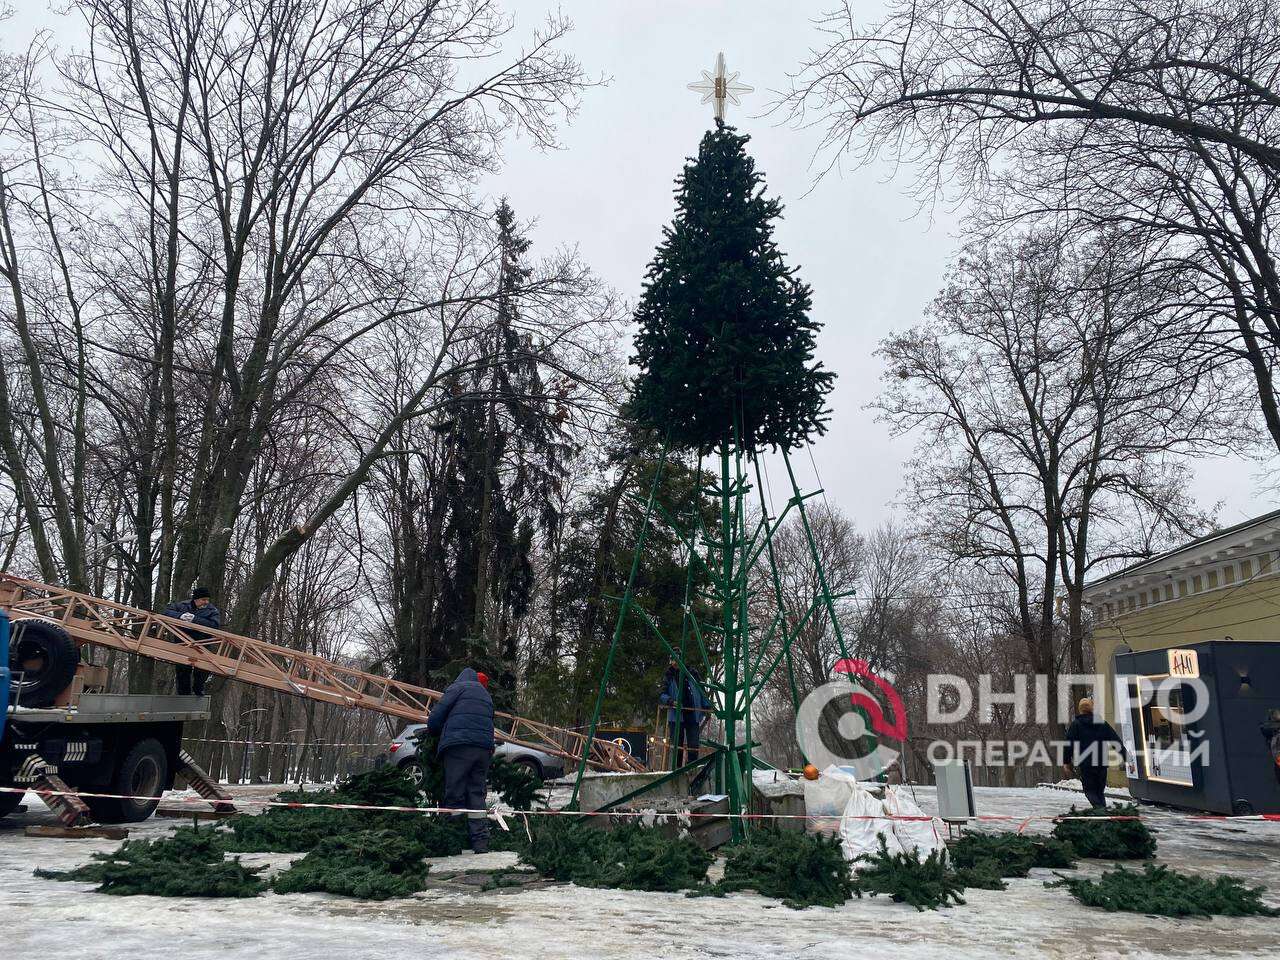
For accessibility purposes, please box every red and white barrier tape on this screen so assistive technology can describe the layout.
[3,784,1280,828]
[179,739,387,748]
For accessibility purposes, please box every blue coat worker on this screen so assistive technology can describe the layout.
[660,663,708,768]
[163,586,221,697]
[427,667,495,852]
[1064,697,1126,808]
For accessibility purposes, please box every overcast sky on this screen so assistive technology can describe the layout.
[14,0,1277,533]
[493,1,1276,532]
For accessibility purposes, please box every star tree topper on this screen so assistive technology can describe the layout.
[687,52,753,121]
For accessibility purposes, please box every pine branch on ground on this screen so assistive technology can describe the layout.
[1051,805,1156,860]
[710,829,857,909]
[1049,863,1280,917]
[35,824,264,897]
[951,860,1008,891]
[950,831,1077,878]
[521,819,711,892]
[486,823,531,854]
[272,829,432,901]
[488,756,545,811]
[855,836,966,911]
[219,766,465,857]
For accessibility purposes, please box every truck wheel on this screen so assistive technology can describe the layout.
[87,738,169,823]
[9,619,79,709]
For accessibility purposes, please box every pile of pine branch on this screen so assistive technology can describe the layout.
[950,830,1077,883]
[710,829,856,909]
[521,819,711,892]
[1051,805,1156,860]
[855,837,966,911]
[220,767,466,857]
[35,825,264,897]
[272,829,432,900]
[488,756,543,812]
[1049,863,1280,918]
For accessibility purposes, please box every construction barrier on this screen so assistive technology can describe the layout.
[4,784,1280,829]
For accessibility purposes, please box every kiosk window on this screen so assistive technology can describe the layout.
[1138,679,1196,786]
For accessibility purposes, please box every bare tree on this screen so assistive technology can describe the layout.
[877,228,1236,721]
[0,40,92,588]
[789,0,1280,454]
[0,1,604,632]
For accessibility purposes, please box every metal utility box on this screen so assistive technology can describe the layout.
[933,758,976,822]
[1113,640,1280,815]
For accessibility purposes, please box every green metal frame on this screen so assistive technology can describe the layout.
[570,429,860,841]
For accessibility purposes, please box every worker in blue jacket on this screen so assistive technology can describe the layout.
[660,662,709,768]
[427,667,495,853]
[164,586,221,697]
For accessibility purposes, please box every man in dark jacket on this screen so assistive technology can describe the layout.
[427,667,495,853]
[659,662,709,768]
[163,586,221,697]
[1064,697,1126,808]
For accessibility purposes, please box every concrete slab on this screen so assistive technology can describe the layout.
[574,770,695,810]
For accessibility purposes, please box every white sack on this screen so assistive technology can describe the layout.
[882,785,946,860]
[839,780,904,867]
[802,765,858,835]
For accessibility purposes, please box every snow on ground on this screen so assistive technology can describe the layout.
[1039,778,1132,801]
[3,784,1279,960]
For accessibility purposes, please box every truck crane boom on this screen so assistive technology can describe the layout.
[0,573,644,775]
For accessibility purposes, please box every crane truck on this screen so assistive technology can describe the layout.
[0,574,641,827]
[1,606,214,823]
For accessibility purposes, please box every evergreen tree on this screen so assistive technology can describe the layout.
[630,121,834,454]
[381,200,569,710]
[524,431,715,726]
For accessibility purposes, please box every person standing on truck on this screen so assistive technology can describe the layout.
[426,666,495,853]
[1063,697,1126,808]
[163,586,221,697]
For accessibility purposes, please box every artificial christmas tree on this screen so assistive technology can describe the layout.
[570,70,866,842]
[629,120,833,454]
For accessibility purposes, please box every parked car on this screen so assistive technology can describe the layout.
[377,723,567,785]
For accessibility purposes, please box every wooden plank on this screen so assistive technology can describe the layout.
[25,824,129,840]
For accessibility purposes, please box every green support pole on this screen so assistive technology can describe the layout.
[717,443,742,836]
[780,448,876,763]
[781,449,857,667]
[734,437,753,831]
